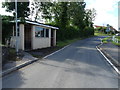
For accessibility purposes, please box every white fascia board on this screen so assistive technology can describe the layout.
[10,20,21,23]
[26,21,59,30]
[10,20,59,30]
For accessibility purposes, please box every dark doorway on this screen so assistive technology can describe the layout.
[24,24,32,50]
[51,29,54,46]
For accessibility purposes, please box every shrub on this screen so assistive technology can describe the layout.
[83,27,94,37]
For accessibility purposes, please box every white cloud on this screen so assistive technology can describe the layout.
[85,0,119,30]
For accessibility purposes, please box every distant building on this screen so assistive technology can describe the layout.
[94,25,119,33]
[94,25,106,29]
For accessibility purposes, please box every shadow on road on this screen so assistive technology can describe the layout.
[2,70,27,88]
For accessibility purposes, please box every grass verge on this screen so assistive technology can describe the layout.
[8,48,24,61]
[94,31,111,36]
[112,36,120,46]
[101,36,120,47]
[102,36,112,43]
[112,41,120,46]
[28,36,94,59]
[57,36,94,47]
[57,38,82,47]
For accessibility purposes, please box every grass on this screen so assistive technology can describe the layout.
[102,40,108,43]
[8,48,20,61]
[94,31,111,36]
[112,36,120,46]
[56,36,93,47]
[31,54,42,59]
[101,36,120,46]
[115,36,120,41]
[101,37,111,44]
[28,36,94,59]
[30,38,83,58]
[7,48,23,61]
[56,38,82,47]
[112,41,120,46]
[0,43,5,47]
[102,36,112,44]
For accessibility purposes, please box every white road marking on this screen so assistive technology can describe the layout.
[43,45,70,59]
[96,46,120,75]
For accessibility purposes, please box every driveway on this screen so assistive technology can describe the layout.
[2,36,118,88]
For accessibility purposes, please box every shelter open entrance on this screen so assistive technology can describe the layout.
[51,29,56,47]
[10,20,59,50]
[24,24,32,50]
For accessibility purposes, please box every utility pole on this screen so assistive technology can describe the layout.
[15,0,18,54]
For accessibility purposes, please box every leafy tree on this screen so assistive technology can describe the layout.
[38,2,88,39]
[2,15,14,44]
[84,8,96,27]
[69,2,86,30]
[37,2,69,40]
[2,2,30,21]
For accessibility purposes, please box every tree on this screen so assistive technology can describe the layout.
[2,15,14,44]
[36,2,69,40]
[84,8,96,27]
[2,2,30,21]
[30,1,54,22]
[27,1,96,40]
[69,2,86,30]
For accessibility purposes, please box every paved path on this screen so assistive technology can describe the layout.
[2,36,118,88]
[2,52,37,71]
[100,43,120,65]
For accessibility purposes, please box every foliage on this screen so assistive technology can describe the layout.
[2,15,14,44]
[83,27,94,37]
[2,2,30,20]
[57,38,82,47]
[69,2,86,30]
[116,36,120,40]
[84,8,96,27]
[95,26,107,34]
[94,31,111,36]
[102,36,112,43]
[112,41,120,46]
[35,2,96,41]
[2,2,30,44]
[2,1,96,42]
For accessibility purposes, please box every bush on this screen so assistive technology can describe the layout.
[57,26,80,41]
[83,27,94,37]
[2,15,13,44]
[56,26,94,41]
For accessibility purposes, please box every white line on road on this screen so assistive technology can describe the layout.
[43,45,70,59]
[96,46,120,75]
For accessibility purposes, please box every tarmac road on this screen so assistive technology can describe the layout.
[2,36,118,88]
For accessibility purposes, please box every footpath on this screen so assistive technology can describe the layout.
[1,52,38,77]
[99,42,120,71]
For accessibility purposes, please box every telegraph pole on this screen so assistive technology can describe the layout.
[15,0,18,54]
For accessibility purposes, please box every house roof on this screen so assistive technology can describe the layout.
[11,20,59,30]
[109,26,116,31]
[94,25,118,31]
[94,25,106,28]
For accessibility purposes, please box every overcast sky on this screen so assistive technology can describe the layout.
[85,0,119,30]
[0,0,119,30]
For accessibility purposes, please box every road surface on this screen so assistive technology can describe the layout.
[2,36,118,88]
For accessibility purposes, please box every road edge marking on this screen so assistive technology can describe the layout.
[0,59,39,77]
[96,39,120,75]
[43,45,70,59]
